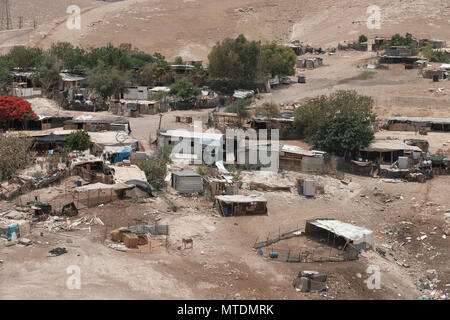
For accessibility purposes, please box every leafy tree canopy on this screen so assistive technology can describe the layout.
[313,117,374,156]
[32,54,62,95]
[86,61,131,100]
[208,35,297,90]
[260,41,297,77]
[65,130,91,152]
[293,90,376,141]
[169,78,201,100]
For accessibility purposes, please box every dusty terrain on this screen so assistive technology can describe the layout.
[0,0,449,301]
[7,0,448,60]
[1,167,449,300]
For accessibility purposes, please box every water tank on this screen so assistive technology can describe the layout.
[398,157,409,169]
[303,179,315,197]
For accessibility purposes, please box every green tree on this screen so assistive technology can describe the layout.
[0,62,12,95]
[0,135,33,180]
[65,130,91,152]
[225,99,250,119]
[422,43,449,63]
[138,53,171,85]
[208,34,261,87]
[48,42,86,73]
[32,54,62,96]
[187,63,208,86]
[169,78,201,100]
[358,35,368,43]
[293,90,376,141]
[259,41,297,77]
[86,62,131,100]
[255,102,280,118]
[389,33,415,46]
[7,46,44,70]
[174,56,184,65]
[138,145,172,190]
[313,117,374,157]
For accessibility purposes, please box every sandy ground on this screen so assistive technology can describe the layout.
[1,170,449,299]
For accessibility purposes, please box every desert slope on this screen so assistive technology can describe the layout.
[9,0,450,60]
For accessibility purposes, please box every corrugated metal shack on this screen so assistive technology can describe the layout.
[171,172,202,193]
[305,218,373,251]
[215,195,267,216]
[386,117,450,132]
[63,119,131,133]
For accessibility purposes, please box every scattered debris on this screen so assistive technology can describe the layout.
[48,247,67,256]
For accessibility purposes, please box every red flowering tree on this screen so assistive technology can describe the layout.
[0,95,37,128]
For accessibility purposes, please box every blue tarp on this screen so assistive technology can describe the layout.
[4,223,19,241]
[114,146,133,163]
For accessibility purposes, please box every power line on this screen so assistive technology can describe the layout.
[0,0,12,31]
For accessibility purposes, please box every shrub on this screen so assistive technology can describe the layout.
[255,102,280,118]
[0,135,33,180]
[66,130,91,152]
[138,145,172,190]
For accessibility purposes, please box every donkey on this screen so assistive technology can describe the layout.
[182,238,193,249]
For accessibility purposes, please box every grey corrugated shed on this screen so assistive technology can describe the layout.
[171,172,202,193]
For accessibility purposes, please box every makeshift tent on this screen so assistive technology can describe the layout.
[113,146,133,163]
[125,180,153,197]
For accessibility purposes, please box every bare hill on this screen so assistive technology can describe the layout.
[11,0,449,60]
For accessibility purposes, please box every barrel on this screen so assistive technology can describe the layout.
[76,180,82,187]
[269,252,279,259]
[297,186,303,195]
[258,249,263,256]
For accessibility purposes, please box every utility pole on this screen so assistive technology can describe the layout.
[18,16,22,29]
[0,0,12,31]
[158,113,163,130]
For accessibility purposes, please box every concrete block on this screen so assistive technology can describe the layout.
[300,271,327,282]
[309,279,327,292]
[293,277,310,292]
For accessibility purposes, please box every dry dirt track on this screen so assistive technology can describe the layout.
[17,0,450,60]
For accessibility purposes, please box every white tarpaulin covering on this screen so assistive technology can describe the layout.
[307,219,374,247]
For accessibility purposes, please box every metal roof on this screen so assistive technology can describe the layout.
[306,218,373,246]
[159,129,223,140]
[64,119,129,124]
[171,171,201,177]
[215,195,267,203]
[59,73,86,82]
[387,117,450,125]
[361,139,422,152]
